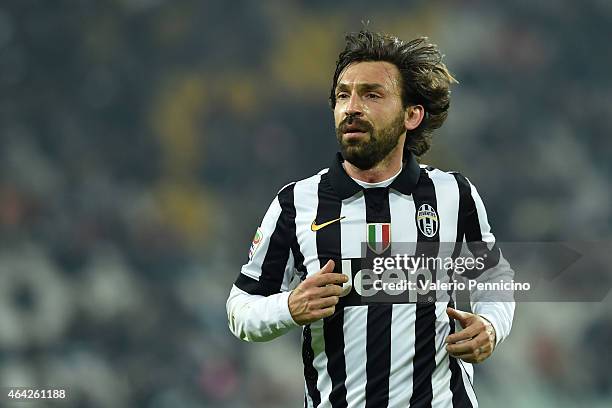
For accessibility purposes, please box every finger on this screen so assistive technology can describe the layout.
[302,261,335,288]
[471,330,490,347]
[449,348,487,362]
[447,331,489,354]
[450,353,479,363]
[450,345,491,364]
[446,332,490,354]
[312,273,349,287]
[446,337,479,354]
[301,271,346,290]
[449,341,490,358]
[309,296,339,310]
[318,260,336,274]
[446,307,471,327]
[313,285,344,298]
[315,306,336,319]
[448,349,476,359]
[445,325,480,344]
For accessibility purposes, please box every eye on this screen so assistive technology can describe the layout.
[365,93,381,99]
[336,92,349,99]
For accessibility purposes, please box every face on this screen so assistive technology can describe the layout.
[334,61,407,170]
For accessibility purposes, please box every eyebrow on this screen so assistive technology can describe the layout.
[335,82,386,93]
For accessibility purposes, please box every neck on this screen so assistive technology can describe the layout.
[343,135,405,183]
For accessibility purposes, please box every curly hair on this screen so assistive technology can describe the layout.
[330,30,457,157]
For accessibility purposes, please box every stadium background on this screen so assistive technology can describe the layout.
[0,0,611,407]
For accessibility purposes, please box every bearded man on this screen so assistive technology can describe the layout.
[227,30,515,408]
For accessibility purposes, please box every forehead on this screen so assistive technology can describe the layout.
[336,61,401,91]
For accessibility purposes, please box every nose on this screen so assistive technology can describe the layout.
[344,92,364,118]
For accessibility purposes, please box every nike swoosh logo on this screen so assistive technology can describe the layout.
[311,216,346,231]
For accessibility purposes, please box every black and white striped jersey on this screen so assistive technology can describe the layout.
[227,152,515,408]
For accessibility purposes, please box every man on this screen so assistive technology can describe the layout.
[227,30,515,408]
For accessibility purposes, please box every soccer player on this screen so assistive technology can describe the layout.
[227,30,515,407]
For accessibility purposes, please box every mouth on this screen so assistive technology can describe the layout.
[341,123,370,139]
[342,130,368,140]
[337,117,373,144]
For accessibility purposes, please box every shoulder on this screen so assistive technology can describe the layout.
[275,167,329,197]
[418,163,477,198]
[419,163,469,185]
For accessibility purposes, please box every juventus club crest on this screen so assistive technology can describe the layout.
[416,204,439,238]
[367,223,391,254]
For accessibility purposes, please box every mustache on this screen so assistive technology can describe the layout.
[338,115,373,134]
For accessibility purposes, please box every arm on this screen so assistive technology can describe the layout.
[227,285,299,342]
[226,186,300,342]
[446,174,515,362]
[226,185,347,342]
[464,178,515,347]
[227,258,346,342]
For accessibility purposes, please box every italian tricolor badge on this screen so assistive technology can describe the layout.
[367,223,391,254]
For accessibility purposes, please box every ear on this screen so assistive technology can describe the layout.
[404,105,425,131]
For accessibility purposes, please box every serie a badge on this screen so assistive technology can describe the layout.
[248,228,263,260]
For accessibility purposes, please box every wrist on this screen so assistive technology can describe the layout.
[278,291,300,328]
[478,314,497,350]
[286,290,300,326]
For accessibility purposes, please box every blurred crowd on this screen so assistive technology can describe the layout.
[0,0,610,407]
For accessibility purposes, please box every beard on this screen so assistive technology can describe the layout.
[336,112,406,170]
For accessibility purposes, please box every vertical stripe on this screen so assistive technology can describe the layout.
[447,319,475,408]
[450,173,496,408]
[410,169,439,408]
[453,173,500,278]
[258,184,296,293]
[433,172,474,408]
[343,307,368,408]
[340,193,368,408]
[454,173,483,243]
[295,174,325,407]
[458,361,478,407]
[316,173,347,408]
[388,190,417,406]
[382,224,390,246]
[429,170,469,407]
[304,324,321,407]
[363,188,392,408]
[311,319,329,408]
[368,224,375,247]
[339,193,364,260]
[292,231,308,281]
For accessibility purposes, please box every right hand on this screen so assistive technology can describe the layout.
[288,260,348,325]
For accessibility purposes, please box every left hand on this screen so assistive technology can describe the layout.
[445,307,496,364]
